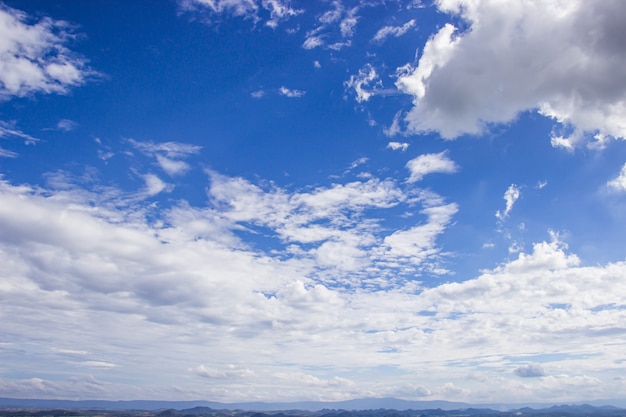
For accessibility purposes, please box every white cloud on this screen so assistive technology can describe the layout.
[496,184,520,221]
[56,119,78,131]
[302,1,365,50]
[179,0,300,28]
[302,35,323,49]
[193,364,255,379]
[2,171,626,402]
[278,86,305,97]
[405,151,459,183]
[0,121,40,145]
[155,154,190,176]
[142,174,171,196]
[372,19,416,43]
[387,142,409,152]
[129,139,201,176]
[345,64,380,103]
[251,89,265,98]
[395,0,626,143]
[0,147,18,158]
[0,3,93,99]
[607,163,626,192]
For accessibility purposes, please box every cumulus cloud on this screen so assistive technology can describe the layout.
[394,0,626,144]
[179,0,301,28]
[405,151,459,183]
[372,19,416,43]
[345,64,381,103]
[496,184,520,221]
[514,363,546,378]
[278,86,305,97]
[0,3,94,99]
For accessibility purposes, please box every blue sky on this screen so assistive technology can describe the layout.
[1,0,626,405]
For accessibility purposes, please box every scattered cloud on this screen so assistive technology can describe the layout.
[496,184,521,221]
[278,86,306,98]
[129,139,201,176]
[302,1,363,50]
[372,19,416,43]
[607,163,626,192]
[56,119,78,131]
[0,3,94,99]
[0,147,18,158]
[405,151,459,183]
[394,0,626,144]
[0,121,40,145]
[179,0,301,28]
[251,89,265,98]
[142,173,171,196]
[345,64,381,103]
[387,142,409,152]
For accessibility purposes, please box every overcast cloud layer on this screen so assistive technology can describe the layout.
[1,0,626,406]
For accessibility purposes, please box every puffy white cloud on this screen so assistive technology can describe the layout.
[278,86,305,97]
[0,3,93,99]
[405,151,459,183]
[496,184,520,221]
[394,0,626,144]
[372,19,416,43]
[607,163,626,192]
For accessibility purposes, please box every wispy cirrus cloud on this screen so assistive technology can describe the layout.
[372,19,416,43]
[179,0,301,28]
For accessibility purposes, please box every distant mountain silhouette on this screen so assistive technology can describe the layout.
[1,397,625,413]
